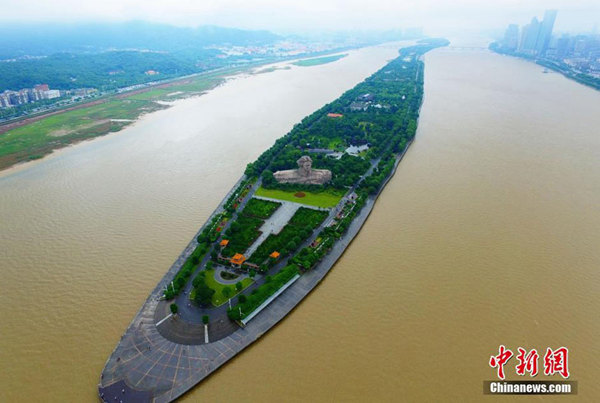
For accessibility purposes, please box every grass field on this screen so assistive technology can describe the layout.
[293,53,348,67]
[0,73,227,170]
[255,186,344,208]
[202,269,253,306]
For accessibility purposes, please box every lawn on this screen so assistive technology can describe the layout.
[242,198,281,219]
[289,207,329,227]
[255,186,344,208]
[0,98,165,166]
[0,68,232,170]
[293,54,348,67]
[202,269,254,306]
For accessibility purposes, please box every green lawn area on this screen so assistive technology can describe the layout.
[293,53,348,67]
[255,186,344,208]
[202,269,254,306]
[0,98,165,165]
[125,89,171,101]
[327,137,346,151]
[0,70,228,169]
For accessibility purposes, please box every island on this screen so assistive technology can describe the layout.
[98,38,449,403]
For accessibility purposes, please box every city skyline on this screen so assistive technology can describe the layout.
[0,0,598,35]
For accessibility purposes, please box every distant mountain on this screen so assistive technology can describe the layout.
[0,21,281,59]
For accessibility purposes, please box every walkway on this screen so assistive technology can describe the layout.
[213,266,248,285]
[243,201,300,257]
[253,195,330,212]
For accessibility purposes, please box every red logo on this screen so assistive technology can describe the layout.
[489,346,569,379]
[515,348,539,377]
[489,345,513,380]
[544,347,570,378]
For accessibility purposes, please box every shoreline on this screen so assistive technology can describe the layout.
[489,47,600,92]
[0,47,368,174]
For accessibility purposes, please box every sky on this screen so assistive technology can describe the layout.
[1,0,598,35]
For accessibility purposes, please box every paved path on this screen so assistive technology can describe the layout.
[170,178,262,325]
[243,201,300,257]
[213,266,249,285]
[156,313,173,327]
[252,195,330,211]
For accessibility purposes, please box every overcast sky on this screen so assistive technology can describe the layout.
[1,0,598,35]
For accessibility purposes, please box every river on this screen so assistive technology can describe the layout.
[1,42,599,402]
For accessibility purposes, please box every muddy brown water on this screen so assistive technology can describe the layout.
[1,43,599,402]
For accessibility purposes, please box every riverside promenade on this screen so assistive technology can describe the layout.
[98,141,413,402]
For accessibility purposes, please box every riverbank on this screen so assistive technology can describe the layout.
[489,45,600,91]
[0,49,363,172]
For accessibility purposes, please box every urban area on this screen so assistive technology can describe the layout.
[491,10,600,88]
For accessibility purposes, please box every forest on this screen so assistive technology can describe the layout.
[245,39,449,190]
[0,22,282,92]
[1,49,235,92]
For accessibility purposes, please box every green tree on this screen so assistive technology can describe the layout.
[235,281,243,291]
[194,282,215,306]
[170,303,178,315]
[222,286,232,298]
[238,294,247,303]
[202,315,209,325]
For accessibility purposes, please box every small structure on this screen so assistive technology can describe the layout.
[273,155,332,185]
[345,144,369,156]
[269,251,281,259]
[243,262,260,270]
[230,253,246,267]
[219,239,229,248]
[349,101,368,111]
[327,113,343,118]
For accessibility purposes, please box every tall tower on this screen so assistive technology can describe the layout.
[535,10,558,56]
[503,24,519,51]
[519,17,541,55]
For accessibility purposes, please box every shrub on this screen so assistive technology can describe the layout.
[228,265,299,321]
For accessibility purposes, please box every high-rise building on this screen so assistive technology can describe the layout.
[535,9,558,56]
[519,17,541,55]
[555,35,572,59]
[503,24,519,51]
[516,10,558,57]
